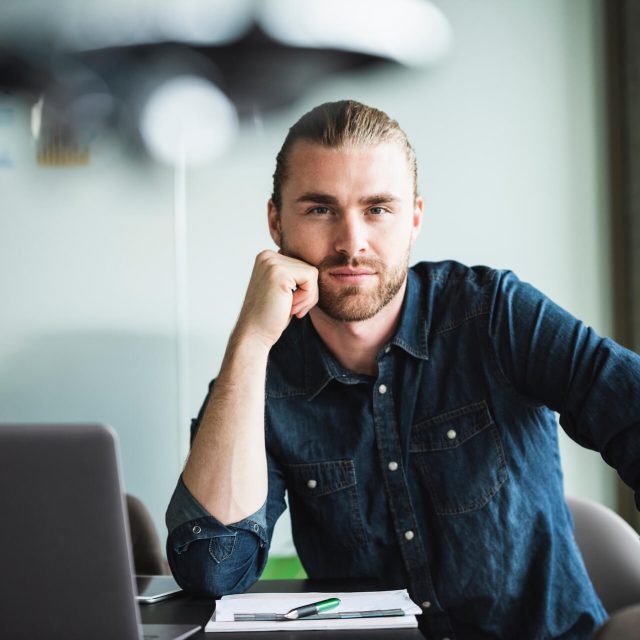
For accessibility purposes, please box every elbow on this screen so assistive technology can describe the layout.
[166,532,267,597]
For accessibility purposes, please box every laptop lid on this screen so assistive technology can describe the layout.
[0,423,142,640]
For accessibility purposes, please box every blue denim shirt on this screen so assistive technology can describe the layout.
[166,261,640,639]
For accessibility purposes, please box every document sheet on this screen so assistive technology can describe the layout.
[206,589,422,632]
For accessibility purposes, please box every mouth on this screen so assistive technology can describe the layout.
[328,269,377,284]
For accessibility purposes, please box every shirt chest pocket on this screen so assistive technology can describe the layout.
[410,401,508,515]
[284,459,367,548]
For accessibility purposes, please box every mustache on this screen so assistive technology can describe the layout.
[279,246,384,271]
[317,255,384,271]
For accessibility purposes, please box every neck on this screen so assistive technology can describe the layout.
[309,279,408,376]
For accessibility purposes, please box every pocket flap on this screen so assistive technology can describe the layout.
[411,401,493,451]
[285,459,357,497]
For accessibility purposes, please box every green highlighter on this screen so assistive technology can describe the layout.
[283,597,341,620]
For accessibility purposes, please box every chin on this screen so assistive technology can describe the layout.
[317,293,384,323]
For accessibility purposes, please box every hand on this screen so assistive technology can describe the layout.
[234,250,319,349]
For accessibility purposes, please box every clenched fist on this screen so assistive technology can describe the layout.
[234,250,319,349]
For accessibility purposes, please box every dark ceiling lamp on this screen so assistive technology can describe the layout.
[0,0,453,166]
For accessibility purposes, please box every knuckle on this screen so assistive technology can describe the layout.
[255,249,273,264]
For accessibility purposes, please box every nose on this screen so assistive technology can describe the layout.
[333,212,368,257]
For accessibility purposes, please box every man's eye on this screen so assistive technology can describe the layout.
[310,206,330,215]
[369,206,386,215]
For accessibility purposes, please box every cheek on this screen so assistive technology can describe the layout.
[282,225,330,262]
[370,226,412,255]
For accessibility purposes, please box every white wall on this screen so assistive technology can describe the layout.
[0,0,615,555]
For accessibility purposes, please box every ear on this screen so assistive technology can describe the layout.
[410,195,424,244]
[267,199,282,248]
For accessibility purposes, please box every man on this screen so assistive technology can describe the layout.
[166,100,640,639]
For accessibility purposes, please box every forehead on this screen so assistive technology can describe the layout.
[281,140,414,200]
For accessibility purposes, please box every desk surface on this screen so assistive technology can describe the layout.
[140,579,426,639]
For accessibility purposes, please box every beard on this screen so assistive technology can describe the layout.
[280,233,410,322]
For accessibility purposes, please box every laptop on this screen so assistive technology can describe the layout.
[0,423,201,640]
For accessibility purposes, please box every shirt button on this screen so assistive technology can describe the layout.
[307,479,317,489]
[192,525,202,534]
[404,530,414,541]
[446,429,457,440]
[388,461,399,471]
[378,384,388,394]
[422,601,431,609]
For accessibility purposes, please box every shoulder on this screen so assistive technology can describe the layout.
[410,260,511,334]
[411,260,506,306]
[411,260,500,289]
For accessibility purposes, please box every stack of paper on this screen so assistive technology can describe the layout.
[206,589,422,632]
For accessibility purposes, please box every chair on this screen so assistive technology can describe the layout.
[126,494,170,575]
[566,495,640,614]
[593,604,640,640]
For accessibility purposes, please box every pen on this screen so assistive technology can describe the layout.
[234,608,406,622]
[283,597,341,620]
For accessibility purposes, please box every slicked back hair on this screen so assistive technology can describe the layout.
[271,100,418,211]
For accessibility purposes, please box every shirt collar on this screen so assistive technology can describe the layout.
[390,266,430,361]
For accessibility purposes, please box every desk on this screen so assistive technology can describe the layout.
[140,579,426,639]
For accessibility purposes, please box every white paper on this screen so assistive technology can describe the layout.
[206,589,421,632]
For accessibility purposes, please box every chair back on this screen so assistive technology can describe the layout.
[567,495,640,614]
[593,604,640,640]
[126,494,169,575]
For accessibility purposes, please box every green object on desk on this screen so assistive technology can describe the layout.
[283,596,340,619]
[260,555,308,580]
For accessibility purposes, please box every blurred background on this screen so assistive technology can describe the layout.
[1,0,639,576]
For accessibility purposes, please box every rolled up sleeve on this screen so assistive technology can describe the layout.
[165,476,269,596]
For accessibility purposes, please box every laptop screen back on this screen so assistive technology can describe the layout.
[0,423,141,640]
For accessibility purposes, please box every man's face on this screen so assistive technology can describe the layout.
[269,140,423,322]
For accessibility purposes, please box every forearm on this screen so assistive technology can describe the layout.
[182,330,270,525]
[180,251,318,522]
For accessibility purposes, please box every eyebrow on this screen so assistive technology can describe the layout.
[295,193,339,205]
[295,192,400,206]
[361,193,401,206]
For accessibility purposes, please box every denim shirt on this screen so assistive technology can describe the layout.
[166,261,640,639]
